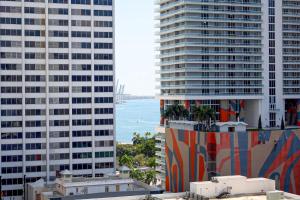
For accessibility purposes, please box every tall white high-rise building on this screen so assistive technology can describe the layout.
[156,0,300,129]
[0,0,115,198]
[155,0,300,188]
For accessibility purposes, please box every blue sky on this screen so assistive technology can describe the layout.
[115,0,156,96]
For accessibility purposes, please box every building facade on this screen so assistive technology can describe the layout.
[165,126,300,194]
[0,0,115,198]
[156,0,300,129]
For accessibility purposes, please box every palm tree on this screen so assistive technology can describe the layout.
[119,154,134,168]
[132,132,143,145]
[192,105,206,130]
[192,105,216,131]
[163,104,189,120]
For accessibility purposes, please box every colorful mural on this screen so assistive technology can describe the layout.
[165,128,300,194]
[220,100,245,122]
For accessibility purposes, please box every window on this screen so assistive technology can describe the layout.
[95,108,113,114]
[73,130,92,137]
[94,54,113,60]
[49,120,69,126]
[72,119,92,126]
[72,75,91,81]
[2,155,22,162]
[25,120,46,127]
[72,97,91,104]
[94,43,113,49]
[72,53,91,60]
[73,152,92,159]
[95,162,114,169]
[72,108,92,115]
[1,144,22,151]
[1,121,22,128]
[94,0,112,5]
[71,31,91,38]
[95,140,113,147]
[94,10,112,16]
[95,97,113,103]
[95,86,113,93]
[1,75,22,82]
[95,151,113,158]
[94,21,112,27]
[48,8,68,15]
[1,132,22,139]
[0,17,21,24]
[26,132,46,138]
[73,163,92,170]
[25,98,46,104]
[25,18,45,25]
[71,0,90,4]
[0,29,21,36]
[94,64,113,71]
[71,9,90,15]
[50,142,69,149]
[49,86,69,93]
[2,167,22,174]
[95,129,113,136]
[49,30,68,37]
[94,32,112,38]
[50,131,69,138]
[49,53,68,59]
[49,98,69,104]
[49,0,68,3]
[94,75,113,81]
[25,30,45,36]
[1,98,22,105]
[50,153,69,160]
[48,19,68,26]
[26,154,45,161]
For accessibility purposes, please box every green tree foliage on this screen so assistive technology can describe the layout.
[192,105,216,131]
[117,132,158,185]
[144,170,157,185]
[129,168,144,181]
[163,104,189,120]
[119,154,134,168]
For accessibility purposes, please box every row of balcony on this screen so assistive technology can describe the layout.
[158,67,263,73]
[159,16,261,27]
[158,59,262,65]
[158,76,262,81]
[158,8,261,20]
[159,50,261,58]
[159,33,262,43]
[158,84,263,89]
[160,25,261,34]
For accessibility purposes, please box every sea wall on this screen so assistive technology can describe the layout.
[165,128,300,194]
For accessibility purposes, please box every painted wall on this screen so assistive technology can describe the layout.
[165,128,300,194]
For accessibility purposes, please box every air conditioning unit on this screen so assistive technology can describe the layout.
[266,191,284,200]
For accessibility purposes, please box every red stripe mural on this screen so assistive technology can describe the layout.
[165,128,300,194]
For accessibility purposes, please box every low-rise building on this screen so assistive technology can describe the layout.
[26,170,161,200]
[78,176,300,200]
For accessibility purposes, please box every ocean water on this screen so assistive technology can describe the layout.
[116,99,160,143]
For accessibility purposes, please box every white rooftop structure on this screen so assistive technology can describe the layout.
[26,171,161,200]
[78,176,300,200]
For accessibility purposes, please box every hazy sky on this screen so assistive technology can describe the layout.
[115,0,156,96]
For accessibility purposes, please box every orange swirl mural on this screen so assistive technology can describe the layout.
[165,128,300,194]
